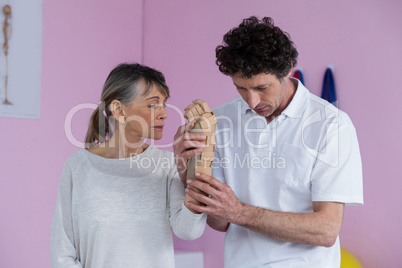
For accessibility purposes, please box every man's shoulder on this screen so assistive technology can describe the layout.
[212,96,244,116]
[305,92,354,127]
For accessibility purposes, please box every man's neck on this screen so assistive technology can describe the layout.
[265,78,297,124]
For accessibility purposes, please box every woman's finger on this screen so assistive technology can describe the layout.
[179,147,203,160]
[181,140,205,150]
[182,132,206,142]
[174,122,193,138]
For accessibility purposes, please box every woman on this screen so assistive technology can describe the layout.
[51,63,206,267]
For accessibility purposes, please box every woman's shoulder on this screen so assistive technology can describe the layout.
[145,146,176,171]
[58,149,90,179]
[64,149,89,167]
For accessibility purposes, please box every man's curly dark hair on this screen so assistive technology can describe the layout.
[216,16,298,79]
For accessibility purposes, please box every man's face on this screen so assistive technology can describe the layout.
[232,72,288,118]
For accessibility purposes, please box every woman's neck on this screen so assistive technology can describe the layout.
[90,131,148,159]
[110,131,148,158]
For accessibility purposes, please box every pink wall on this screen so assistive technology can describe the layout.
[0,0,143,267]
[143,0,402,267]
[1,0,402,268]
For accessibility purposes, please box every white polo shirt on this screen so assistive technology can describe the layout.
[211,79,363,268]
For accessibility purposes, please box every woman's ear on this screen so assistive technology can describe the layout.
[110,100,125,124]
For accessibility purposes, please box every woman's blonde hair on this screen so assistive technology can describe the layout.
[85,63,169,148]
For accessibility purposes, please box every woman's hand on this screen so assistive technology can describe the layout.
[173,122,206,186]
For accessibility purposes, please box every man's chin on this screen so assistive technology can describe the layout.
[255,110,272,117]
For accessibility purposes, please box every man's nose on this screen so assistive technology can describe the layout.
[247,90,260,109]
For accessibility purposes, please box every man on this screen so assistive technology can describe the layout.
[174,16,363,267]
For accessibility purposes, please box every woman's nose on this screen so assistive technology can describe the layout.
[159,106,167,120]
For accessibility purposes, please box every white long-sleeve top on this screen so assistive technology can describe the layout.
[51,146,206,268]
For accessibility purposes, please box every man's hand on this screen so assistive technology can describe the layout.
[185,172,344,247]
[173,122,206,186]
[186,174,344,247]
[185,172,244,225]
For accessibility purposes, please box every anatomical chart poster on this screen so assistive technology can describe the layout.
[0,0,42,118]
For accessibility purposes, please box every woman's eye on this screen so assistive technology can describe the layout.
[148,103,166,108]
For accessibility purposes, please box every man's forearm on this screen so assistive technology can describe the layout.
[235,202,344,247]
[185,174,344,247]
[207,215,229,232]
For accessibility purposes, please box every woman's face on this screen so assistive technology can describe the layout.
[120,82,168,143]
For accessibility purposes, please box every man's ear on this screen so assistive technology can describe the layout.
[286,64,294,78]
[110,100,125,124]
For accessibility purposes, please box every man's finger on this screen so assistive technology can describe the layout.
[195,172,225,191]
[187,179,220,198]
[186,187,215,206]
[185,200,210,214]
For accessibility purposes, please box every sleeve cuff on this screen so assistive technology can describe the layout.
[181,202,207,220]
[312,194,364,206]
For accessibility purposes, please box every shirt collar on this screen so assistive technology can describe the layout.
[240,77,308,118]
[282,78,308,119]
[240,97,252,115]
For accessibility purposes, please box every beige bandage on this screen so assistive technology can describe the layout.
[184,99,217,180]
[184,99,217,208]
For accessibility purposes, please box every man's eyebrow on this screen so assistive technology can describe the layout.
[233,83,270,89]
[233,83,244,88]
[253,83,270,89]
